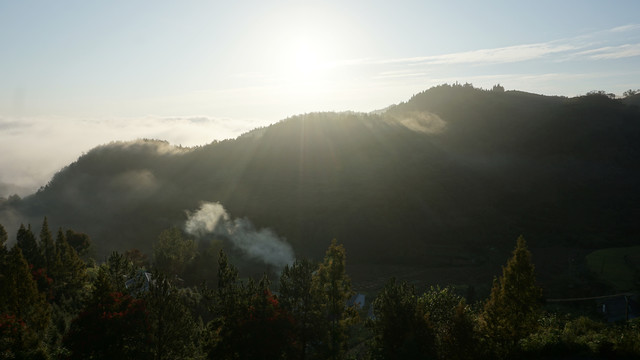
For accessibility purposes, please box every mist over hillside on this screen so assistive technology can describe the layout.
[2,84,639,271]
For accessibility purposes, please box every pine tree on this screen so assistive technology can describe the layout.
[144,271,199,360]
[239,275,291,360]
[16,224,43,269]
[420,286,476,360]
[65,271,151,360]
[0,246,51,355]
[54,228,87,305]
[481,236,542,356]
[204,249,243,360]
[312,239,358,360]
[279,259,324,360]
[368,278,435,360]
[65,229,92,257]
[153,227,196,278]
[40,217,57,274]
[106,251,134,292]
[0,224,7,256]
[0,224,7,293]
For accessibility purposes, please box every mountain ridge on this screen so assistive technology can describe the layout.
[2,84,639,270]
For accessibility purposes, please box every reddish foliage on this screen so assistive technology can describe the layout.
[64,291,151,359]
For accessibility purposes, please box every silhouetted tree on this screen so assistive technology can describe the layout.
[368,278,435,360]
[153,227,196,278]
[237,275,292,360]
[420,286,475,360]
[204,249,243,359]
[106,251,134,292]
[313,240,358,360]
[144,271,200,360]
[16,224,43,269]
[124,248,150,269]
[53,228,87,305]
[65,229,92,257]
[64,281,151,360]
[39,217,57,273]
[279,259,324,360]
[0,224,7,256]
[481,236,542,357]
[0,246,51,357]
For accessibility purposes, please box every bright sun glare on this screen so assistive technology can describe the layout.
[277,31,335,93]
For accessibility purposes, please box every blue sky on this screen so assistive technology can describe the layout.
[1,0,640,195]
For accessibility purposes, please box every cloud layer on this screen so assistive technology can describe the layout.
[0,115,256,197]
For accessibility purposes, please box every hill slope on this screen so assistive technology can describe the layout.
[2,85,640,270]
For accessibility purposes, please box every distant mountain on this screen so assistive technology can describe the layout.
[2,84,640,268]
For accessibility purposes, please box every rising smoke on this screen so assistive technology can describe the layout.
[184,202,294,269]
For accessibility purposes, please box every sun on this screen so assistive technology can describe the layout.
[293,40,321,76]
[276,31,335,89]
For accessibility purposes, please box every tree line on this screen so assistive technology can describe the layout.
[1,220,639,359]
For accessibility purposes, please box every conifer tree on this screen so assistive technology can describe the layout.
[481,236,542,356]
[239,275,291,360]
[153,227,196,278]
[312,239,358,360]
[0,246,51,354]
[204,249,242,359]
[279,259,324,360]
[0,224,7,285]
[65,229,92,257]
[419,286,476,359]
[16,224,43,269]
[54,228,87,304]
[65,266,151,360]
[40,217,57,274]
[106,251,134,292]
[144,271,200,360]
[0,224,7,256]
[368,278,435,360]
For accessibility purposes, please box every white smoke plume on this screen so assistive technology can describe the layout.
[184,202,294,269]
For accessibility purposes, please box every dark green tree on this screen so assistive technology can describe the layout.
[124,248,150,269]
[481,236,542,357]
[420,286,476,360]
[204,250,292,360]
[0,246,51,356]
[16,224,43,269]
[368,278,435,360]
[312,239,358,360]
[204,249,242,360]
[144,271,200,360]
[237,275,292,360]
[279,259,324,360]
[64,284,151,360]
[0,224,7,288]
[65,229,92,257]
[106,251,135,292]
[153,227,196,278]
[54,228,88,305]
[0,224,7,256]
[39,217,57,274]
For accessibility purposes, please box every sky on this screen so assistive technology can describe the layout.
[1,0,640,196]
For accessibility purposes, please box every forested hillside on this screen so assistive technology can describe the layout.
[2,84,640,271]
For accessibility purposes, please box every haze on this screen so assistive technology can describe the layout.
[1,0,639,196]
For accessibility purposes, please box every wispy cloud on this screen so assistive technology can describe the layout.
[609,24,640,33]
[577,43,640,59]
[326,24,640,71]
[374,42,579,66]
